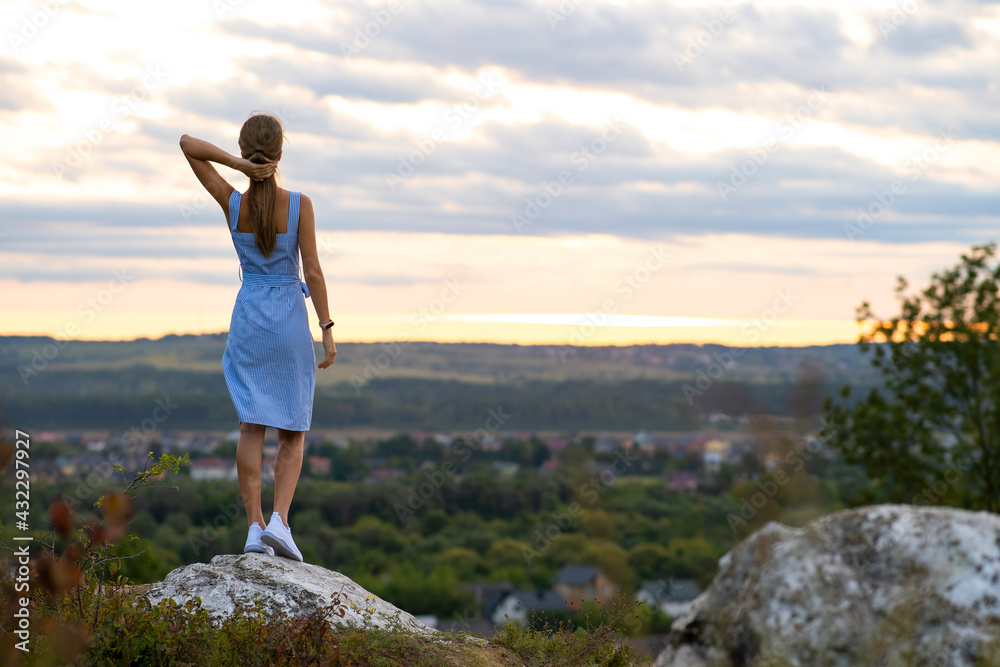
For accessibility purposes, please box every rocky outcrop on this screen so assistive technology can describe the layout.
[141,553,435,635]
[655,504,1000,667]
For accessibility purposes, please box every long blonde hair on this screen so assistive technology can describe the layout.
[237,112,286,257]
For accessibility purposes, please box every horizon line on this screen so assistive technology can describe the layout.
[0,330,864,348]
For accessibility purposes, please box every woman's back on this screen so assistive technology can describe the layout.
[227,188,304,280]
[232,187,294,234]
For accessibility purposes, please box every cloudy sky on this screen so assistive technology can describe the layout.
[1,0,997,346]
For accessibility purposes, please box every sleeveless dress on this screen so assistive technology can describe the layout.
[222,189,316,431]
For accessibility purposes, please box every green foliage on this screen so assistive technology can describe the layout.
[627,543,672,581]
[525,596,667,638]
[823,243,1000,511]
[492,595,649,666]
[432,547,485,579]
[376,433,420,458]
[366,562,475,617]
[108,535,181,583]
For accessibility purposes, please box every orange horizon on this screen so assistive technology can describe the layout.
[0,326,863,348]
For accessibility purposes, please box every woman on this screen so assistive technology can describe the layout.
[179,112,337,562]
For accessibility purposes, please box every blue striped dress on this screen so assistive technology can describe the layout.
[222,190,316,431]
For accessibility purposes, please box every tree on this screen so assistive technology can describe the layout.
[375,433,419,458]
[822,244,1000,511]
[627,543,671,580]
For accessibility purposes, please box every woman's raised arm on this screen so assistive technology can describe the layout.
[179,134,275,214]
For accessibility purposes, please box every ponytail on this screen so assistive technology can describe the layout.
[237,112,286,258]
[246,150,277,257]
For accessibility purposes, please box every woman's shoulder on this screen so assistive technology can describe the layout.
[279,187,310,202]
[288,190,312,210]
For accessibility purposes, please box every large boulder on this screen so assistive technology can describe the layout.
[140,553,435,635]
[655,504,1000,667]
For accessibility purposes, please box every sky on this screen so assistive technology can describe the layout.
[1,0,998,346]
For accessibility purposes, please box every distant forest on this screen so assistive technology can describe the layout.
[0,335,879,431]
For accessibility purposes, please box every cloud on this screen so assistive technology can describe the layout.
[0,55,27,75]
[1,0,999,286]
[879,17,973,55]
[0,55,47,112]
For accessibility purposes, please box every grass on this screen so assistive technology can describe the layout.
[2,581,651,667]
[490,619,644,667]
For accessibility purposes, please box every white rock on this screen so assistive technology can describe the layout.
[655,504,1000,667]
[141,552,437,636]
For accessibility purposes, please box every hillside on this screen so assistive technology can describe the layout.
[0,335,879,431]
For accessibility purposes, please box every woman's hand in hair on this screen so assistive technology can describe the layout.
[236,157,277,182]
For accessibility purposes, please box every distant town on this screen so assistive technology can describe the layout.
[14,411,831,493]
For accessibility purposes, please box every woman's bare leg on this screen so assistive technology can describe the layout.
[273,428,305,527]
[236,422,267,528]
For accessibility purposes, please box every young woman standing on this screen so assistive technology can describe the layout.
[180,112,336,562]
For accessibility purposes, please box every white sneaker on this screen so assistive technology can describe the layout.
[244,522,275,556]
[261,512,303,562]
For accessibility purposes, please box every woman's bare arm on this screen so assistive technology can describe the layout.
[298,194,337,368]
[298,195,330,323]
[179,134,275,214]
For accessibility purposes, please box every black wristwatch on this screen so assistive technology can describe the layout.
[320,320,335,330]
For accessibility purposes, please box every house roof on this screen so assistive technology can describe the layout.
[461,581,515,615]
[502,590,569,612]
[552,564,600,586]
[482,588,513,616]
[461,581,514,594]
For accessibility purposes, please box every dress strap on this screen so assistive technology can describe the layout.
[287,191,301,235]
[228,190,240,232]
